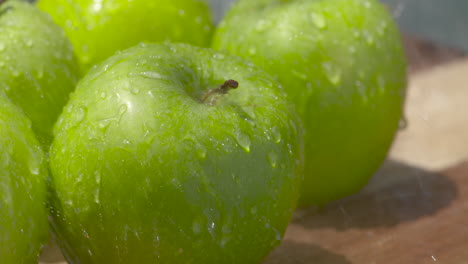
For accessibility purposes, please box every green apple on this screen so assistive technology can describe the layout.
[212,0,407,206]
[49,42,303,263]
[37,0,214,72]
[0,0,80,145]
[0,93,49,263]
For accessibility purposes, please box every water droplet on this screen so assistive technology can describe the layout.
[25,39,33,47]
[322,62,342,85]
[11,69,20,77]
[353,30,361,39]
[248,47,256,55]
[234,130,251,152]
[28,158,40,175]
[377,75,386,94]
[311,13,327,29]
[364,31,374,45]
[273,228,282,241]
[94,171,101,203]
[130,87,140,95]
[98,121,111,132]
[250,207,257,214]
[75,106,87,123]
[178,9,185,16]
[271,126,281,143]
[231,173,239,184]
[192,221,202,234]
[399,116,408,130]
[267,151,278,168]
[291,70,307,81]
[363,0,371,8]
[212,53,225,60]
[100,92,107,99]
[255,19,270,32]
[0,43,5,51]
[139,71,163,79]
[349,46,357,54]
[119,104,128,114]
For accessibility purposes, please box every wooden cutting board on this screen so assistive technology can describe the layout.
[39,45,468,264]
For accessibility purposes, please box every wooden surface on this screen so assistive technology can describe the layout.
[40,39,468,264]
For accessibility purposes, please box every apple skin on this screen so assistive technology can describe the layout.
[37,0,214,72]
[0,94,49,263]
[0,0,80,145]
[49,42,303,263]
[212,0,407,206]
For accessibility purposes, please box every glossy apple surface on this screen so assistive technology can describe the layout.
[212,0,407,206]
[0,0,80,145]
[49,43,303,263]
[37,0,214,72]
[0,94,49,263]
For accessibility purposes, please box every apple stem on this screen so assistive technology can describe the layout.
[202,80,239,105]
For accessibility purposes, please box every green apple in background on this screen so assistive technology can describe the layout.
[49,43,303,263]
[37,0,214,72]
[0,94,49,263]
[0,0,80,145]
[212,0,407,206]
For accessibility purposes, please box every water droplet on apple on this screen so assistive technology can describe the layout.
[28,157,40,176]
[213,53,225,60]
[271,126,282,143]
[377,75,386,94]
[130,87,140,95]
[234,130,251,152]
[25,39,33,48]
[291,70,307,81]
[250,206,257,214]
[178,9,185,16]
[399,116,408,130]
[98,121,111,132]
[364,31,374,45]
[195,16,203,24]
[363,0,372,8]
[273,228,282,241]
[349,46,357,54]
[192,221,202,234]
[353,30,361,39]
[322,62,342,85]
[94,171,101,203]
[255,19,270,32]
[139,71,163,80]
[11,69,20,77]
[0,43,4,51]
[248,47,256,55]
[267,151,278,168]
[100,92,107,99]
[75,106,87,123]
[231,173,239,184]
[311,13,327,29]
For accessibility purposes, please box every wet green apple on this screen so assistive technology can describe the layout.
[49,43,303,263]
[37,0,214,72]
[0,94,49,263]
[212,0,407,206]
[0,0,80,145]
